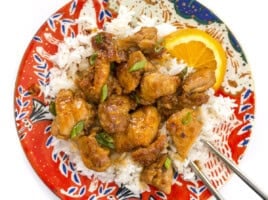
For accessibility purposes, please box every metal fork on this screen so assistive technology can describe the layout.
[188,140,268,200]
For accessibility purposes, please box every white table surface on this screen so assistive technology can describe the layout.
[1,0,267,199]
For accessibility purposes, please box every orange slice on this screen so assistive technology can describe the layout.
[163,28,227,90]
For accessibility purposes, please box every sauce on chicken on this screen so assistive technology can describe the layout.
[50,26,216,194]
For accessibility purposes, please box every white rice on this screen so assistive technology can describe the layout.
[104,6,177,39]
[104,6,136,38]
[47,34,95,97]
[46,3,237,194]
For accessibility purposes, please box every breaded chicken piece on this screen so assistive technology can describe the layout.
[132,134,167,166]
[98,95,135,134]
[51,89,95,139]
[76,57,110,102]
[183,69,215,93]
[76,131,111,172]
[116,51,155,94]
[140,72,180,101]
[141,154,173,194]
[114,106,161,152]
[166,108,202,161]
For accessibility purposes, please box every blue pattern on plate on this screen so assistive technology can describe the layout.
[227,29,248,62]
[116,185,140,199]
[173,0,221,24]
[238,137,250,147]
[172,0,249,62]
[14,0,254,199]
[70,0,78,15]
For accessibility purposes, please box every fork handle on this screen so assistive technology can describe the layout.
[189,160,224,200]
[203,140,268,200]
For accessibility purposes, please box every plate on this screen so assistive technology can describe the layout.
[14,0,254,199]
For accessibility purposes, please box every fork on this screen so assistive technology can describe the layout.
[188,140,268,200]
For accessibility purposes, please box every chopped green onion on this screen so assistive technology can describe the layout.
[134,94,140,104]
[49,101,56,116]
[130,93,140,104]
[89,53,98,65]
[95,132,115,149]
[154,46,164,53]
[154,40,164,53]
[129,60,146,72]
[100,84,108,102]
[110,62,116,71]
[179,67,188,79]
[154,44,164,53]
[95,33,103,44]
[182,112,192,125]
[70,120,85,138]
[164,157,171,169]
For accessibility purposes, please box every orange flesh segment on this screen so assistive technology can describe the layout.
[164,29,227,90]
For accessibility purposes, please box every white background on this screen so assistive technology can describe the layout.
[1,0,267,199]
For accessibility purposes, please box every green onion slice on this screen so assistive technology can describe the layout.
[179,67,188,79]
[164,157,171,169]
[95,132,115,149]
[100,84,108,102]
[129,60,146,72]
[134,94,140,104]
[154,45,164,53]
[110,62,115,71]
[154,40,164,53]
[95,33,103,44]
[182,112,192,125]
[130,93,140,104]
[89,53,98,65]
[70,120,85,138]
[49,101,56,116]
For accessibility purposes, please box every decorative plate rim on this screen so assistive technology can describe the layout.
[14,0,255,199]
